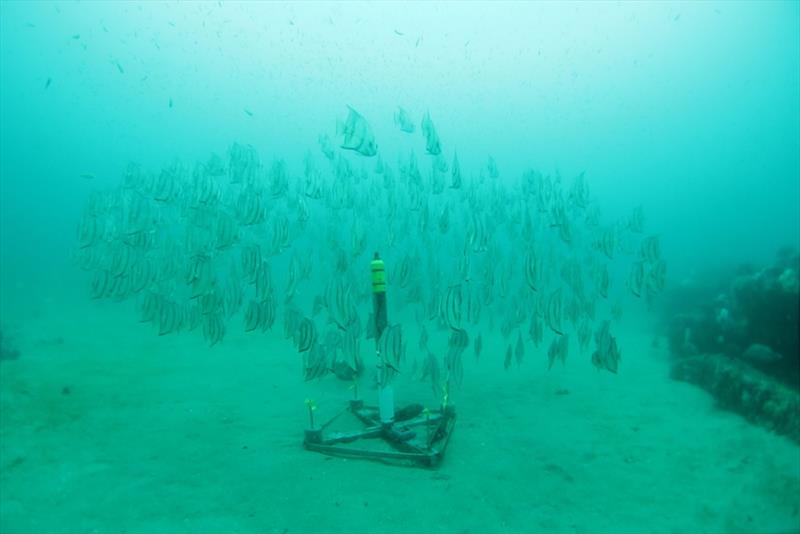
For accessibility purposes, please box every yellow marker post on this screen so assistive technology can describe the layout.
[371,252,394,424]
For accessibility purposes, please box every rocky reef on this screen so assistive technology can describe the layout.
[671,354,800,443]
[665,248,799,442]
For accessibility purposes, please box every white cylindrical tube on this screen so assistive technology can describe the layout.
[379,385,395,424]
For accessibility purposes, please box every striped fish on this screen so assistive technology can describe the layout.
[294,317,317,353]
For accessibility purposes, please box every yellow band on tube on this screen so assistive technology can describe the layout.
[370,259,386,293]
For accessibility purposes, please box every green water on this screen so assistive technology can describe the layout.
[1,2,798,533]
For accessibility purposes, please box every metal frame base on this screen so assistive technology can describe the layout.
[303,399,456,468]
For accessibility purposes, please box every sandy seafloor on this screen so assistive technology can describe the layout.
[1,293,799,534]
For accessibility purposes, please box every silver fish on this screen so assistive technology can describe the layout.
[393,106,415,133]
[338,106,378,157]
[591,321,620,373]
[547,334,569,370]
[450,151,462,189]
[303,343,329,381]
[294,317,317,353]
[421,111,441,155]
[545,288,564,335]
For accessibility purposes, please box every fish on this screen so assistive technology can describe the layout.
[591,321,620,373]
[341,329,361,364]
[303,342,329,381]
[639,235,661,264]
[599,228,615,259]
[486,156,499,179]
[448,327,469,353]
[318,134,335,160]
[441,284,463,330]
[418,324,429,351]
[88,270,109,300]
[44,77,52,89]
[450,152,462,189]
[597,265,610,299]
[294,317,317,353]
[465,285,481,325]
[378,324,404,366]
[169,97,173,108]
[547,334,569,370]
[137,292,161,324]
[628,206,644,233]
[392,253,414,288]
[394,107,415,133]
[529,312,544,347]
[545,288,564,335]
[331,358,359,381]
[420,111,441,155]
[283,306,302,340]
[240,245,262,284]
[628,261,645,298]
[647,260,667,294]
[577,320,592,352]
[446,329,468,386]
[74,116,663,387]
[330,329,362,381]
[338,106,378,157]
[202,313,226,347]
[244,108,253,117]
[438,204,450,234]
[524,249,540,291]
[259,298,276,332]
[322,328,343,355]
[243,301,261,332]
[504,344,512,370]
[568,171,590,208]
[323,278,358,332]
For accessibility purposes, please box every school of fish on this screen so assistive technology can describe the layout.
[74,106,667,397]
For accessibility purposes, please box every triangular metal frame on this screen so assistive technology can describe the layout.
[303,399,456,467]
